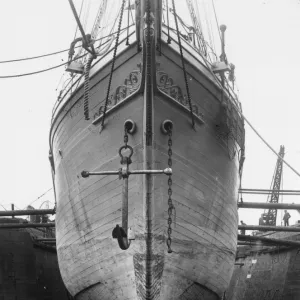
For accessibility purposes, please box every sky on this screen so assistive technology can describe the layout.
[0,0,299,227]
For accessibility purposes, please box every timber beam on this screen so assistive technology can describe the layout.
[238,234,300,247]
[238,225,300,232]
[239,188,300,195]
[238,202,300,210]
[0,223,55,229]
[0,209,55,217]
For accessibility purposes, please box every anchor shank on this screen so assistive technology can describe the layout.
[122,177,129,235]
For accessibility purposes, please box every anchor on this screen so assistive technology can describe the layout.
[81,120,172,250]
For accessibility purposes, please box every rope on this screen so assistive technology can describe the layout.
[244,117,300,178]
[172,0,195,129]
[83,55,94,120]
[0,204,7,211]
[24,188,53,210]
[192,38,300,180]
[0,53,87,79]
[0,48,69,64]
[100,0,126,131]
[0,26,133,64]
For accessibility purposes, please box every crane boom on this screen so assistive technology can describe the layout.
[263,145,285,225]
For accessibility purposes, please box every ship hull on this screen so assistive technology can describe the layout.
[50,41,244,299]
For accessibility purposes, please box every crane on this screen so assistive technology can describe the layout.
[262,145,285,226]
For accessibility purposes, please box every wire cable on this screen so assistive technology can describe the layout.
[0,48,70,64]
[0,53,87,78]
[0,204,7,211]
[23,188,53,209]
[0,25,134,64]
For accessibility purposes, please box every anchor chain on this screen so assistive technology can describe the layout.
[124,126,129,148]
[167,128,174,253]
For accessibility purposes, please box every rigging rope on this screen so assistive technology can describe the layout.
[24,188,53,209]
[192,35,300,179]
[0,53,87,78]
[172,0,195,129]
[100,0,126,131]
[83,55,94,120]
[0,26,133,64]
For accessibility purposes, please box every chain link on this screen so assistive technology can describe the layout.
[124,126,128,149]
[167,129,174,253]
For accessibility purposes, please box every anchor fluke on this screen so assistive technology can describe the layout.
[112,224,131,250]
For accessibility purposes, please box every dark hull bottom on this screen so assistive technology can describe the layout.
[75,281,219,300]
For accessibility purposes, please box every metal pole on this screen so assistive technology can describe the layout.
[238,234,300,247]
[0,223,55,229]
[238,202,300,210]
[0,209,55,217]
[238,225,300,232]
[122,177,128,235]
[11,204,14,218]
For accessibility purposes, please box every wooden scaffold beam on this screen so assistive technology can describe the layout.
[238,234,300,247]
[0,209,55,216]
[238,202,300,210]
[0,223,55,229]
